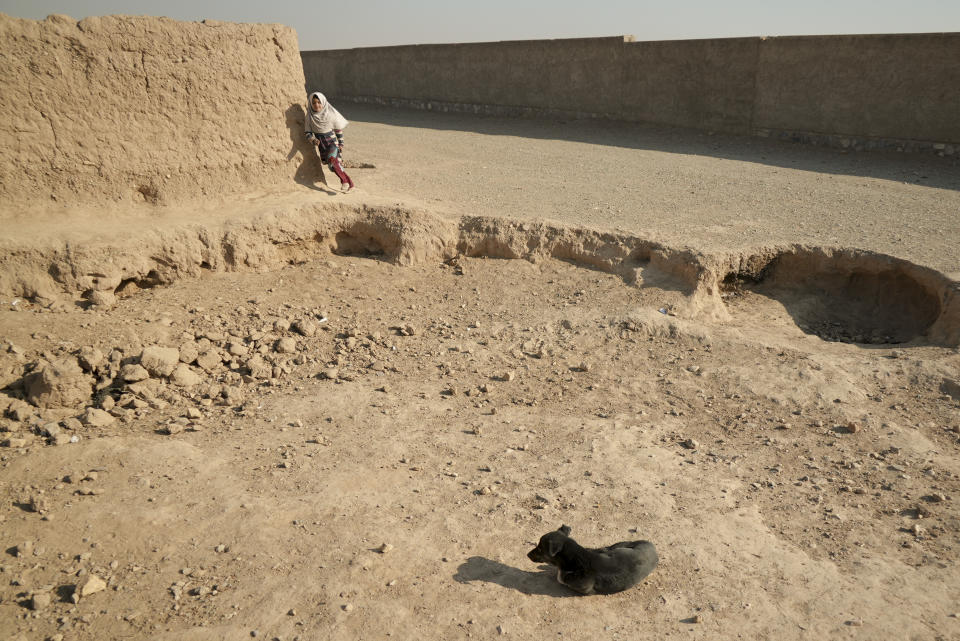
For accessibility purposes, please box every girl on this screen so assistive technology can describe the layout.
[304,92,354,191]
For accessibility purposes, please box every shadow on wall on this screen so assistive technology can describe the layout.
[344,103,960,192]
[284,103,336,193]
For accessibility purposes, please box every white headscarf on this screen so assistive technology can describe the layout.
[305,92,349,134]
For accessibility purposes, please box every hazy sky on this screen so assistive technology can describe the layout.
[1,0,958,51]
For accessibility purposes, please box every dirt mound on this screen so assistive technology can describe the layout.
[0,13,307,208]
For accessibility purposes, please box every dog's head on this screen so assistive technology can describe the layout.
[527,525,572,564]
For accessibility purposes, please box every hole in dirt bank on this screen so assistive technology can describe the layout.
[115,271,163,297]
[722,250,944,345]
[331,231,386,257]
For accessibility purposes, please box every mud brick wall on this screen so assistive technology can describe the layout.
[303,33,960,150]
[0,13,308,206]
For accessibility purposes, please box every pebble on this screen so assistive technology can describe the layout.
[29,591,52,610]
[79,574,107,597]
[376,543,394,554]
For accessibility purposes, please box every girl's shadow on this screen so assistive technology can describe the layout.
[454,556,577,597]
[285,103,338,194]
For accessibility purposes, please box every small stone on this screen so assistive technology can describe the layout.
[227,341,249,357]
[140,346,180,377]
[77,346,104,372]
[164,422,185,435]
[29,591,52,610]
[502,371,515,382]
[342,603,354,612]
[87,289,117,307]
[78,574,107,597]
[179,341,200,364]
[42,423,60,438]
[29,494,49,514]
[846,618,863,627]
[293,319,318,337]
[680,438,699,450]
[170,364,202,387]
[81,407,115,427]
[24,357,93,409]
[320,368,339,381]
[578,361,591,372]
[376,543,394,554]
[120,363,150,383]
[196,349,223,372]
[15,540,34,557]
[275,337,298,354]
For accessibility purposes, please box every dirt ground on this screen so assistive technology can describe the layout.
[2,108,960,641]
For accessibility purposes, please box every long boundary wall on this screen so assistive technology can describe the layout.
[302,33,960,152]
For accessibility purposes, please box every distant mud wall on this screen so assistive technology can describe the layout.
[303,33,960,151]
[0,13,308,207]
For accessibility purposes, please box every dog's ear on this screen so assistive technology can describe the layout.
[559,524,571,536]
[548,535,565,557]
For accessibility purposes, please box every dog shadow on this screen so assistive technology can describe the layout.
[454,556,577,597]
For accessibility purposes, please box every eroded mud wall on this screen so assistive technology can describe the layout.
[0,13,307,207]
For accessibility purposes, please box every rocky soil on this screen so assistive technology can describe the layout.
[1,244,959,640]
[2,35,960,637]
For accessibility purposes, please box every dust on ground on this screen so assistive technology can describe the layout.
[2,245,960,640]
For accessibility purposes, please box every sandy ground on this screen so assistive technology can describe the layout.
[347,105,960,278]
[2,109,960,641]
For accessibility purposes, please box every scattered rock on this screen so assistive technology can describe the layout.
[275,337,298,354]
[29,591,52,610]
[28,494,49,514]
[24,357,94,408]
[87,289,117,307]
[293,319,318,337]
[78,574,107,597]
[196,349,223,372]
[680,438,699,450]
[3,435,33,448]
[77,346,104,372]
[15,540,35,557]
[140,346,181,377]
[81,407,115,427]
[375,543,394,554]
[179,341,200,364]
[170,363,202,387]
[246,355,273,379]
[120,363,150,383]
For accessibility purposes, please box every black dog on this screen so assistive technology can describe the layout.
[527,525,658,595]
